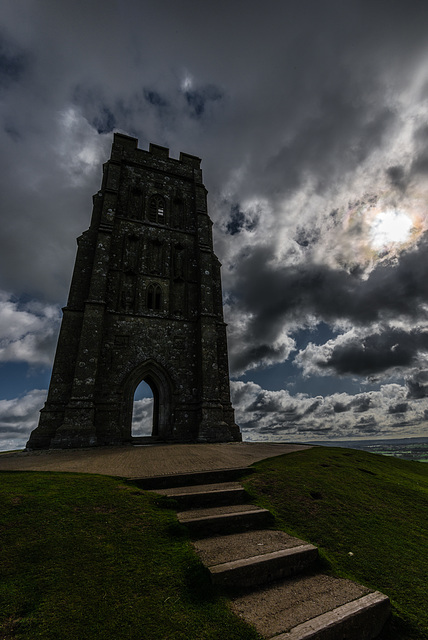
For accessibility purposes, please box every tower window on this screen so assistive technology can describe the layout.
[155,287,161,309]
[149,195,166,224]
[173,197,184,228]
[147,284,162,310]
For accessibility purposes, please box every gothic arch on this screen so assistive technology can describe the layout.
[148,194,166,224]
[146,283,162,310]
[120,359,173,440]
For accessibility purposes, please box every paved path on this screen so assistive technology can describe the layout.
[0,442,310,478]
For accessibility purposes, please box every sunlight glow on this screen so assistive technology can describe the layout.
[369,209,413,249]
[181,73,193,91]
[335,194,427,274]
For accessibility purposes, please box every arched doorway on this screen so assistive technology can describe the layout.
[121,360,173,442]
[132,380,154,437]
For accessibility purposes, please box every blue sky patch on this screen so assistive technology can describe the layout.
[0,34,28,89]
[144,89,169,108]
[0,362,50,400]
[184,84,223,119]
[227,203,259,235]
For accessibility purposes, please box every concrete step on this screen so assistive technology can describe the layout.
[193,529,319,587]
[131,436,162,445]
[193,529,312,565]
[129,466,253,490]
[272,591,391,640]
[209,544,318,588]
[153,482,249,509]
[230,574,390,640]
[178,504,273,537]
[135,472,390,639]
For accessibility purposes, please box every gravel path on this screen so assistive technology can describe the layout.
[0,442,310,478]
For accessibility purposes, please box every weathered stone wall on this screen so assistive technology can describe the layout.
[27,133,241,448]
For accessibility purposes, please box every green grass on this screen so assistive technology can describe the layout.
[243,447,428,640]
[0,471,261,640]
[1,450,426,640]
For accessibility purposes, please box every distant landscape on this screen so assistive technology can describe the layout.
[308,437,428,463]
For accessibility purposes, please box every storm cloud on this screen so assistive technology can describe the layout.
[296,324,428,379]
[226,239,428,374]
[2,1,428,447]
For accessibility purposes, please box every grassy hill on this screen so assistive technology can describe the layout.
[244,447,428,640]
[0,447,426,639]
[0,471,260,640]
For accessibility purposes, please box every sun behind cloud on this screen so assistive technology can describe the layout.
[332,188,428,273]
[369,208,413,249]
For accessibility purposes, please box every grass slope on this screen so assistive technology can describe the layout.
[244,447,428,640]
[1,449,426,640]
[0,472,261,640]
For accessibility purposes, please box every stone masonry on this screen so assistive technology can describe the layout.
[27,133,241,448]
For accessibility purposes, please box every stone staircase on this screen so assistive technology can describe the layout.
[132,468,390,640]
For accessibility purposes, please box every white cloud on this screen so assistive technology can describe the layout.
[131,397,154,436]
[231,380,427,442]
[0,388,45,450]
[0,292,60,365]
[295,322,428,380]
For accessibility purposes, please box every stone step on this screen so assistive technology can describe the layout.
[129,467,253,490]
[178,504,273,537]
[131,436,162,445]
[156,481,244,496]
[193,529,319,588]
[153,483,249,509]
[209,544,318,588]
[273,591,391,640]
[230,574,390,640]
[193,529,312,565]
[137,473,390,639]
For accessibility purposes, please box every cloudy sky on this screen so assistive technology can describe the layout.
[2,0,428,449]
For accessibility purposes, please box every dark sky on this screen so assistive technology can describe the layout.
[2,0,428,448]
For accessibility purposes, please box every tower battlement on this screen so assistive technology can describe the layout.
[111,133,201,171]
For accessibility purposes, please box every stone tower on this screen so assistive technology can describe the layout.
[27,133,241,449]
